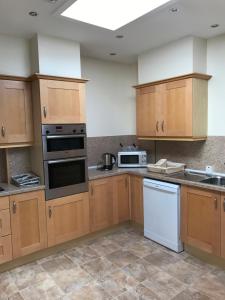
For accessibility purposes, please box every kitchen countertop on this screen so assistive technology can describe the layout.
[88,167,225,193]
[0,183,45,197]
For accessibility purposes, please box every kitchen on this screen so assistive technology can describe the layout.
[0,0,225,299]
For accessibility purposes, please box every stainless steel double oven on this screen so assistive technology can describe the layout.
[42,124,88,200]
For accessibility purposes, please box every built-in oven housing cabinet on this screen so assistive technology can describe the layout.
[42,124,87,160]
[118,151,147,168]
[44,156,88,200]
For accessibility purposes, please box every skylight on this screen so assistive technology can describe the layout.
[61,0,172,31]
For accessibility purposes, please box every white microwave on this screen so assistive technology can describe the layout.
[118,151,147,168]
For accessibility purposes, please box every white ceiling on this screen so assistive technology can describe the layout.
[0,0,225,63]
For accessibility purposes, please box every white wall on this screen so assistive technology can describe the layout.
[0,34,31,76]
[81,57,137,137]
[36,34,81,77]
[138,36,207,84]
[207,34,225,136]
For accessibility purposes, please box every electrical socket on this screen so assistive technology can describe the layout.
[206,165,213,175]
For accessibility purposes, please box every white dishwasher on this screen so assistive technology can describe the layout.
[143,178,183,253]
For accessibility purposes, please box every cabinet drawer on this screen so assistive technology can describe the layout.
[0,209,11,236]
[0,235,12,264]
[0,196,9,210]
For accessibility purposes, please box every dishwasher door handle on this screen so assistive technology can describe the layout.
[143,184,179,194]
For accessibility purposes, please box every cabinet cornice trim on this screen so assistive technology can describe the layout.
[134,73,212,89]
[29,73,89,83]
[0,74,29,81]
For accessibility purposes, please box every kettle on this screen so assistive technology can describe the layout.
[102,153,116,170]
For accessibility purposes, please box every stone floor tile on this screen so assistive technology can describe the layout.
[192,273,225,300]
[144,249,182,269]
[124,239,158,258]
[142,270,186,300]
[172,288,212,300]
[123,258,160,282]
[183,255,219,272]
[162,260,206,284]
[8,293,24,300]
[80,257,118,281]
[117,284,160,300]
[0,271,18,298]
[88,237,121,256]
[51,265,92,293]
[106,232,136,247]
[99,268,138,297]
[64,245,100,265]
[9,262,50,291]
[106,249,139,268]
[20,277,64,300]
[40,255,76,275]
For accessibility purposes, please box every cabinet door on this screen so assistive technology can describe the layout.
[181,186,220,255]
[0,80,33,144]
[89,178,114,232]
[10,191,47,258]
[0,209,11,236]
[162,79,193,137]
[46,193,90,247]
[0,236,12,264]
[130,176,143,225]
[221,194,225,258]
[39,79,86,124]
[113,175,130,224]
[136,85,161,137]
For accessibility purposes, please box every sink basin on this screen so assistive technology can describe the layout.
[200,176,225,186]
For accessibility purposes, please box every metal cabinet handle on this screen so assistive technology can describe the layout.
[43,106,47,118]
[156,121,159,132]
[1,126,5,137]
[161,120,165,132]
[223,198,225,212]
[214,197,218,210]
[48,207,52,218]
[12,201,17,214]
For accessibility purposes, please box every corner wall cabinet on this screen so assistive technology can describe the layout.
[0,77,33,147]
[31,74,88,124]
[135,73,211,141]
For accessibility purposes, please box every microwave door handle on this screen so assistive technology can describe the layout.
[47,157,86,164]
[46,134,85,139]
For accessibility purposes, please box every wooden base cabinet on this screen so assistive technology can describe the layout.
[113,175,130,223]
[89,178,114,232]
[181,186,221,256]
[0,196,12,264]
[221,194,225,258]
[46,193,90,247]
[10,191,47,258]
[130,176,144,225]
[0,236,12,264]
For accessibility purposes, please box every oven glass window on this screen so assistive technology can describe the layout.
[48,159,85,189]
[121,155,139,164]
[47,137,84,152]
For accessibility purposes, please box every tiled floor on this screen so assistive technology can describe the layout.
[1,225,225,300]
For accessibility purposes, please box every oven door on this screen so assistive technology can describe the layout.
[118,154,141,168]
[44,157,88,200]
[43,134,87,160]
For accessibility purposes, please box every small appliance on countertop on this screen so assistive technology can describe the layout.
[118,143,147,168]
[99,153,116,171]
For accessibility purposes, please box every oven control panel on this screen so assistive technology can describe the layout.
[42,124,86,136]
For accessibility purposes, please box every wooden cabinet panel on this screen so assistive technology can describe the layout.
[130,176,143,225]
[46,193,90,247]
[89,178,114,232]
[0,235,12,264]
[39,79,86,124]
[181,186,220,256]
[0,209,11,237]
[0,80,33,144]
[221,194,225,258]
[163,79,193,137]
[10,191,47,258]
[0,196,9,210]
[113,175,130,224]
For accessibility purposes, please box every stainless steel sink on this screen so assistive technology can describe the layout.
[200,176,225,186]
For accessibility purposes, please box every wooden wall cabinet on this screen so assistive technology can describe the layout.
[135,73,211,141]
[130,175,144,225]
[0,196,12,264]
[113,175,130,224]
[89,178,114,232]
[33,76,87,124]
[0,79,33,146]
[46,193,90,247]
[221,194,225,259]
[181,186,221,256]
[10,191,47,258]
